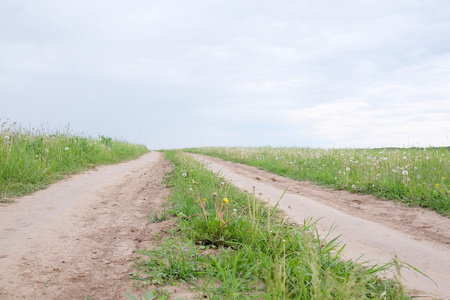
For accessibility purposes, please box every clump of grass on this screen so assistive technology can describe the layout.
[149,208,169,223]
[0,120,148,202]
[133,150,410,299]
[185,146,450,217]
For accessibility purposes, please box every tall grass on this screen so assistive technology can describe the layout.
[0,121,148,202]
[185,147,450,216]
[133,151,409,299]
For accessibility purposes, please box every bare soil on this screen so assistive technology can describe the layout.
[0,152,194,300]
[2,151,450,299]
[191,154,450,300]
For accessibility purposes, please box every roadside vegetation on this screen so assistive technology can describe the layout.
[185,147,450,217]
[130,151,410,299]
[0,121,148,202]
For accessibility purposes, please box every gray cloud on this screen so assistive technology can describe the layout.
[1,0,449,148]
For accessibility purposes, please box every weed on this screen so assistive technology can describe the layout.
[186,146,450,216]
[131,150,410,299]
[149,208,169,223]
[0,120,148,202]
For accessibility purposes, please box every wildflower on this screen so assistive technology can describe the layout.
[435,183,439,188]
[3,135,9,141]
[402,171,408,176]
[182,173,187,178]
[220,182,225,187]
[282,239,286,243]
[65,147,69,151]
[222,198,229,203]
[35,155,39,158]
[346,167,350,171]
[414,166,418,170]
[351,184,356,189]
[403,156,407,160]
[202,198,206,202]
[426,157,429,160]
[442,177,446,180]
[417,175,421,179]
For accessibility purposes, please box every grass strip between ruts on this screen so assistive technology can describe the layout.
[132,150,410,299]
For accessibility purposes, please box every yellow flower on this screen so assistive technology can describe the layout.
[222,198,229,203]
[202,198,206,202]
[435,183,439,188]
[442,177,446,180]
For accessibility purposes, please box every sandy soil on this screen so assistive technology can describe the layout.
[0,152,194,300]
[191,154,450,300]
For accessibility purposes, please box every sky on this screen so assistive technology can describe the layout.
[1,0,450,149]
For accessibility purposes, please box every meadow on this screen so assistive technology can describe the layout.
[0,121,148,202]
[185,147,450,217]
[130,151,409,299]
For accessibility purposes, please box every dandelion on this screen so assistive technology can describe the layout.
[426,156,430,160]
[346,167,350,171]
[403,156,407,160]
[402,171,408,175]
[435,183,439,188]
[4,135,9,140]
[65,147,69,151]
[182,173,187,178]
[220,181,225,187]
[35,155,39,158]
[442,177,446,180]
[351,184,356,189]
[222,198,229,203]
[414,166,418,170]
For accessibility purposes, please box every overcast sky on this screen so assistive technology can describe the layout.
[1,0,449,149]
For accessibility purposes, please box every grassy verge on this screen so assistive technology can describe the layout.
[130,151,409,299]
[0,122,148,202]
[185,147,450,217]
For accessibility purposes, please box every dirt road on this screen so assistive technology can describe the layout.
[0,152,173,299]
[2,152,450,299]
[192,154,450,299]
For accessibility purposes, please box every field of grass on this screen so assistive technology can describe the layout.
[185,147,450,217]
[0,121,149,202]
[130,151,409,299]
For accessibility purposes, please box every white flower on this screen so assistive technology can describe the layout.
[426,156,429,160]
[403,156,407,160]
[402,171,408,175]
[182,173,187,178]
[35,155,39,158]
[346,167,350,171]
[65,147,69,151]
[220,181,225,187]
[351,184,356,189]
[4,135,9,141]
[414,166,418,170]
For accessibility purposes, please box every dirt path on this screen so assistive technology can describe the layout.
[0,152,175,299]
[192,154,450,299]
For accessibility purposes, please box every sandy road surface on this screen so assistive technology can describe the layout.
[192,154,450,299]
[0,152,173,299]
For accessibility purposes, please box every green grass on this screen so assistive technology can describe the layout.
[132,151,410,299]
[0,121,149,202]
[185,146,450,217]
